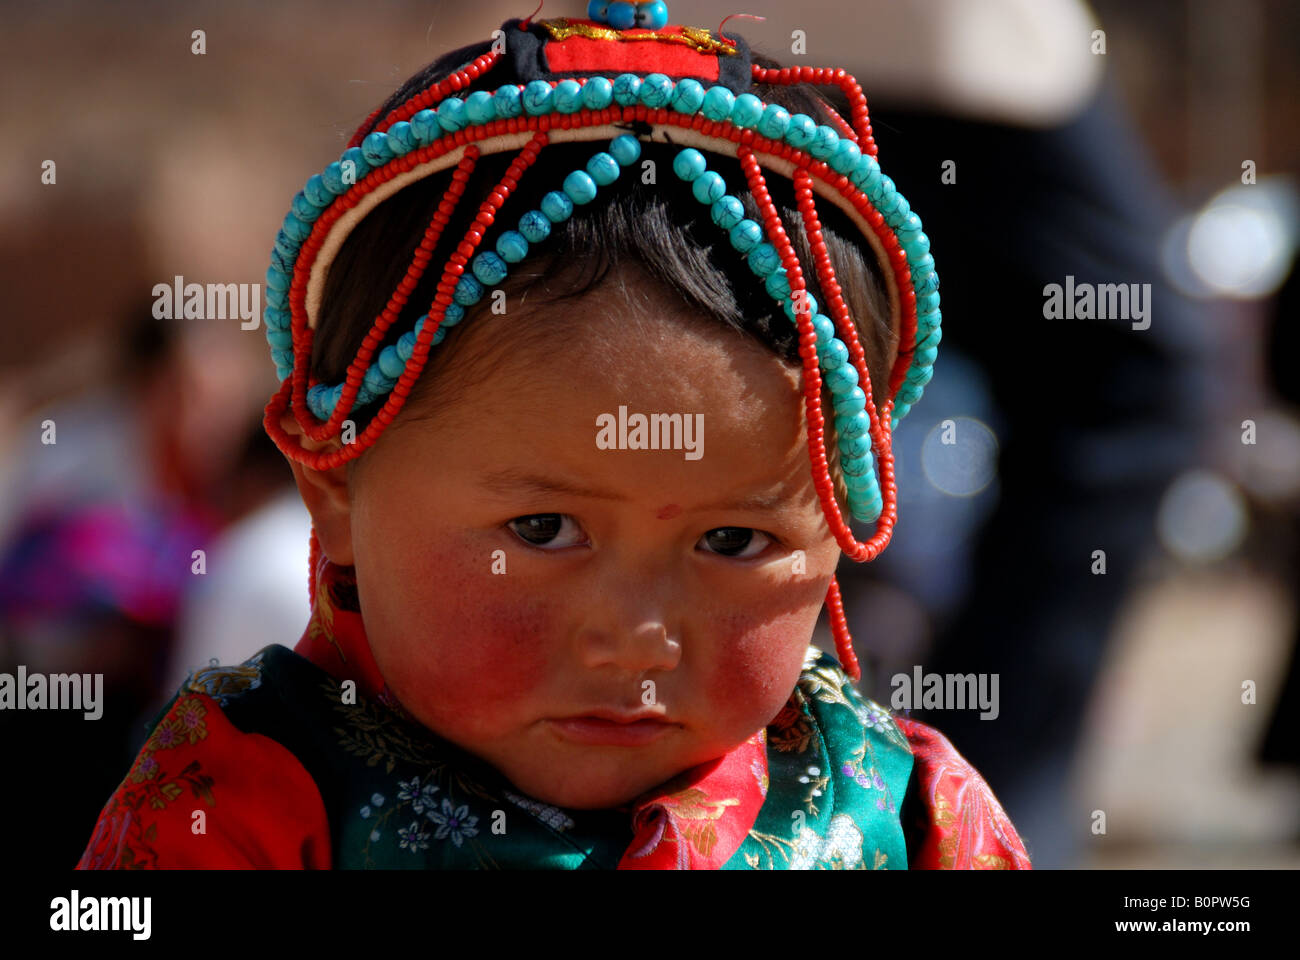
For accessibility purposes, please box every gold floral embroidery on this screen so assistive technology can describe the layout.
[768,697,815,754]
[536,17,738,56]
[323,679,438,774]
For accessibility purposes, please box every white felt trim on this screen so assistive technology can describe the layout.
[304,123,900,337]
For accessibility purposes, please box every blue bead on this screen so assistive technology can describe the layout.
[265,264,289,292]
[303,174,333,207]
[917,292,941,315]
[291,191,320,222]
[911,252,935,277]
[397,331,417,361]
[842,454,875,478]
[581,76,614,110]
[387,121,417,155]
[437,97,468,131]
[890,402,911,427]
[587,151,620,186]
[729,218,762,254]
[701,85,735,122]
[747,243,781,277]
[363,363,391,395]
[496,230,529,263]
[902,231,930,260]
[829,138,862,175]
[540,191,574,223]
[851,499,882,523]
[265,307,290,330]
[609,133,641,166]
[409,109,439,143]
[813,316,837,345]
[464,91,497,126]
[282,211,311,243]
[896,212,923,239]
[819,338,850,369]
[837,410,871,439]
[764,269,791,302]
[587,0,610,20]
[638,0,668,28]
[918,324,943,351]
[378,345,405,379]
[612,73,642,106]
[341,147,371,182]
[670,78,705,114]
[266,286,289,311]
[472,251,509,286]
[845,470,877,493]
[672,148,707,182]
[638,73,674,108]
[606,1,636,29]
[826,365,859,396]
[852,156,881,194]
[271,347,294,369]
[454,274,484,305]
[494,86,523,119]
[520,209,553,242]
[886,193,911,225]
[918,317,942,347]
[432,325,448,345]
[840,433,872,460]
[361,132,395,166]
[522,81,552,116]
[913,345,939,367]
[757,104,791,140]
[876,190,902,218]
[711,195,744,230]
[321,162,347,195]
[692,170,726,205]
[833,386,867,418]
[307,384,330,419]
[553,79,584,113]
[809,124,839,160]
[730,93,764,128]
[442,301,466,326]
[785,293,820,322]
[266,327,292,350]
[563,170,598,205]
[867,172,893,205]
[915,270,940,295]
[786,114,816,149]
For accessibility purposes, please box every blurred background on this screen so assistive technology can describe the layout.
[0,0,1296,869]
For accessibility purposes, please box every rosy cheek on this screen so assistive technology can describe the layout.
[373,541,555,737]
[704,607,816,724]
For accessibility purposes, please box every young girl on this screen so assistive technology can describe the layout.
[77,3,1031,870]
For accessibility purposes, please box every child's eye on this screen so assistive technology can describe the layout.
[507,514,588,549]
[697,527,773,559]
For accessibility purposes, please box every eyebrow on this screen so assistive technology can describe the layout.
[479,468,791,514]
[480,468,628,502]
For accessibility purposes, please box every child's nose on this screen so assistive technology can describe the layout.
[576,619,682,675]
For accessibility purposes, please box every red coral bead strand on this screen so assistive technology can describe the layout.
[825,575,862,682]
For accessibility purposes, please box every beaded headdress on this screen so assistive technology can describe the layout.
[261,2,943,681]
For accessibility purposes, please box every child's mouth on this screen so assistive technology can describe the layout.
[548,713,679,747]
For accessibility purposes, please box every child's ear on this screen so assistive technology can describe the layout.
[278,410,354,566]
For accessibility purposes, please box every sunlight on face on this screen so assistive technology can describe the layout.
[346,269,842,809]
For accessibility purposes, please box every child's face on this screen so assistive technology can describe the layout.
[291,267,843,810]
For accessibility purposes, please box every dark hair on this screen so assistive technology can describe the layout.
[314,39,894,503]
